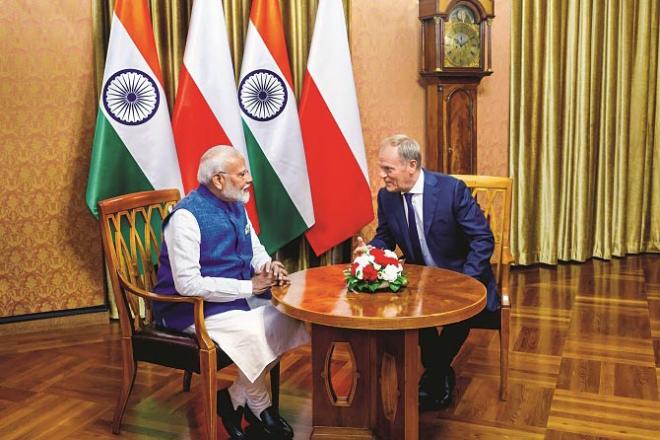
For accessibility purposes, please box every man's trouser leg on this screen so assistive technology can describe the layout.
[228,360,278,416]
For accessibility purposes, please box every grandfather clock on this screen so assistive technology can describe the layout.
[419,0,494,174]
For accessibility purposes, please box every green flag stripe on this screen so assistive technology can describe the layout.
[243,122,307,253]
[86,111,153,218]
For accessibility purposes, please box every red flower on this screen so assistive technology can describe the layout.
[351,262,359,276]
[369,248,387,265]
[385,257,399,266]
[362,264,378,281]
[370,248,398,267]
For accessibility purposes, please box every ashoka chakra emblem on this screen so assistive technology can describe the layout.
[102,68,160,125]
[239,69,288,121]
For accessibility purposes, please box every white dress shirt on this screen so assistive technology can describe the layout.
[163,208,271,301]
[163,207,310,383]
[402,170,437,267]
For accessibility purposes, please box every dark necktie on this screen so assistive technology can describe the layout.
[403,193,424,264]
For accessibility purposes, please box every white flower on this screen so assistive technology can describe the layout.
[354,254,371,268]
[352,254,371,280]
[379,264,401,282]
[384,249,398,260]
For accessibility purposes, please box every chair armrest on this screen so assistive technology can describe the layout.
[136,290,205,304]
[117,273,216,350]
[117,272,202,304]
[191,299,215,351]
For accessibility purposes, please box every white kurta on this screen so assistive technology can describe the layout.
[164,209,309,383]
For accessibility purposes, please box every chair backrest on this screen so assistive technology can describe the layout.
[98,189,180,337]
[451,175,512,292]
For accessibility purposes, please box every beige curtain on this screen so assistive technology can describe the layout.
[92,0,350,272]
[510,0,660,265]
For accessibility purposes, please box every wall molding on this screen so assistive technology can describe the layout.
[0,305,109,325]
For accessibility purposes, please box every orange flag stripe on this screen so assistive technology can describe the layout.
[114,0,165,86]
[249,0,294,88]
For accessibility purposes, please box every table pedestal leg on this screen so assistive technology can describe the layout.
[310,325,419,440]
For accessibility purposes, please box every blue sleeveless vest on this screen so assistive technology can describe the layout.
[153,185,255,331]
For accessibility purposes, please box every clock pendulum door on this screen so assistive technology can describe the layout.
[419,0,495,174]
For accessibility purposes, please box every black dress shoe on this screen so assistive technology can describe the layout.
[418,367,456,411]
[245,406,294,439]
[217,389,247,439]
[436,367,456,408]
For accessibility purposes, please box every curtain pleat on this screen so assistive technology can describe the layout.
[510,0,660,265]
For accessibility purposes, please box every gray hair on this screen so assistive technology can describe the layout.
[380,134,422,169]
[197,145,243,185]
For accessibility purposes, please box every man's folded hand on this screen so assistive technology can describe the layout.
[252,270,274,294]
[270,260,290,286]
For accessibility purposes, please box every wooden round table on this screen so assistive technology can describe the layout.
[271,264,486,440]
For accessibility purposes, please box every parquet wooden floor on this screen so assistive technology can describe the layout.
[0,255,658,439]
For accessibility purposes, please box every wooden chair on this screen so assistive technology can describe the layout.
[98,189,280,439]
[452,175,513,401]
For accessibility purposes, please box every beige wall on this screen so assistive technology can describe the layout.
[351,0,426,239]
[0,1,104,317]
[352,0,510,239]
[477,0,510,177]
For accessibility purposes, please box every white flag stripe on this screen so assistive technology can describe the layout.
[102,14,183,193]
[306,0,368,182]
[182,0,248,161]
[240,22,314,226]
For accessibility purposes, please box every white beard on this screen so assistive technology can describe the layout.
[223,181,250,203]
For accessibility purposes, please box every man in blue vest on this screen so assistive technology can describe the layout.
[153,146,309,439]
[355,134,499,411]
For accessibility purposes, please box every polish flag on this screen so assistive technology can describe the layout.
[300,0,373,255]
[172,0,259,230]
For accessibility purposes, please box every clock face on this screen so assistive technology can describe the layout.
[444,6,481,68]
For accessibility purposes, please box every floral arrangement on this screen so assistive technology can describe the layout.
[344,248,408,293]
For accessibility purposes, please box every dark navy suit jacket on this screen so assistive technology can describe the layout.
[370,170,499,312]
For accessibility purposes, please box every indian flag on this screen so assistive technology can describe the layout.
[238,0,314,253]
[86,0,182,217]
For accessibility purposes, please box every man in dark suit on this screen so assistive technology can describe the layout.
[356,134,500,410]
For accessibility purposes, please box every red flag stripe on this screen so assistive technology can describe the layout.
[173,66,231,192]
[172,66,260,231]
[300,75,374,255]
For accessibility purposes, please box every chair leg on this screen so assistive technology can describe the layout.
[200,348,217,440]
[499,307,510,401]
[270,362,280,412]
[112,339,137,434]
[183,370,192,392]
